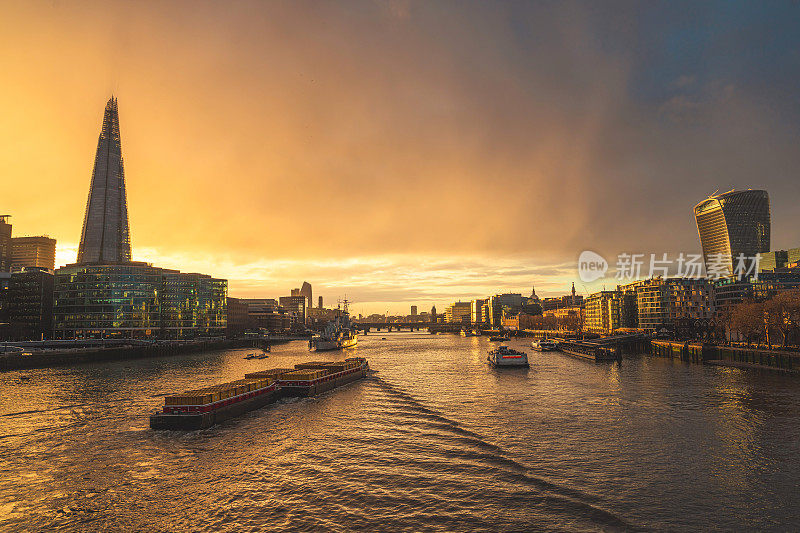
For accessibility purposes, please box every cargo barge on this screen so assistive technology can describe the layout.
[150,357,368,430]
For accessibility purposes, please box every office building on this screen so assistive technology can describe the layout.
[279,295,308,325]
[0,215,11,272]
[53,263,226,339]
[760,248,800,272]
[77,97,132,264]
[11,236,56,271]
[236,298,291,332]
[694,189,770,277]
[318,296,323,308]
[301,281,313,308]
[487,293,524,327]
[226,297,253,336]
[471,298,488,325]
[410,305,418,316]
[445,301,472,324]
[4,267,54,340]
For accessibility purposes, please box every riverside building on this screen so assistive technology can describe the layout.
[11,236,56,271]
[53,97,227,340]
[694,189,770,277]
[53,263,226,339]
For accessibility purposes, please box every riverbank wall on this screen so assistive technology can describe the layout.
[0,337,303,372]
[651,340,800,372]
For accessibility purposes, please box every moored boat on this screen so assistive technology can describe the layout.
[558,341,620,362]
[531,339,558,351]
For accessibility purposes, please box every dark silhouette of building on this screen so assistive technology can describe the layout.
[226,297,253,336]
[77,97,132,264]
[318,295,323,308]
[0,215,11,272]
[694,189,770,277]
[5,267,54,340]
[301,281,312,308]
[12,236,56,271]
[279,295,307,325]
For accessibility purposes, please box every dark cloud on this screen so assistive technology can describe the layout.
[3,1,800,312]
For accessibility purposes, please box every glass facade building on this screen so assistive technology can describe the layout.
[77,97,132,264]
[694,189,770,277]
[53,263,226,339]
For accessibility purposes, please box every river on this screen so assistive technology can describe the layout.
[1,332,799,531]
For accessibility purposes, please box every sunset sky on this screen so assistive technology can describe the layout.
[2,1,800,314]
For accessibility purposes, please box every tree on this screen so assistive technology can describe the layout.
[730,301,765,346]
[764,289,800,348]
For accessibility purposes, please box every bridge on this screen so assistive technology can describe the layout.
[354,322,435,332]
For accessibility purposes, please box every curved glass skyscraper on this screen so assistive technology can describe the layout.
[77,96,131,264]
[694,189,770,277]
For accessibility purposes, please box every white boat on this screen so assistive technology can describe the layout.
[487,345,529,367]
[531,339,558,351]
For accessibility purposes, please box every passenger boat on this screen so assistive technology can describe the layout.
[489,335,509,342]
[531,339,558,351]
[460,329,480,337]
[487,346,529,367]
[150,358,369,430]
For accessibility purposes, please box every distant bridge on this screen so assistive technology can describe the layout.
[354,322,435,332]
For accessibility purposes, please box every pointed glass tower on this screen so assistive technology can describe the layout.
[77,96,132,264]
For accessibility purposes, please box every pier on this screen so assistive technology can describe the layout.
[651,341,800,372]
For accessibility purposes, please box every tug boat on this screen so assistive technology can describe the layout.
[488,345,529,367]
[531,339,558,351]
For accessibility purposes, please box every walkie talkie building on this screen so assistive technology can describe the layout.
[693,189,771,278]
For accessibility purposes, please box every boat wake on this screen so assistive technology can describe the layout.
[365,376,641,531]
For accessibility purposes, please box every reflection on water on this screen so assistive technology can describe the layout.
[1,332,799,531]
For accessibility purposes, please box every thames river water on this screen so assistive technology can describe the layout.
[1,332,799,532]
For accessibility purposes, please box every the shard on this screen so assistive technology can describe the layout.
[77,96,132,264]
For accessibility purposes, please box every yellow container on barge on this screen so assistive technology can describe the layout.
[150,358,369,431]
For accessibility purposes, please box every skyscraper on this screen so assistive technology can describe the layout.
[77,97,131,264]
[301,281,313,309]
[0,215,11,272]
[694,189,770,277]
[12,236,56,271]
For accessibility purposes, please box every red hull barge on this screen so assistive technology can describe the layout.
[150,358,368,430]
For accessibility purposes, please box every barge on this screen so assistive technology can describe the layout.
[150,357,368,430]
[558,341,620,362]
